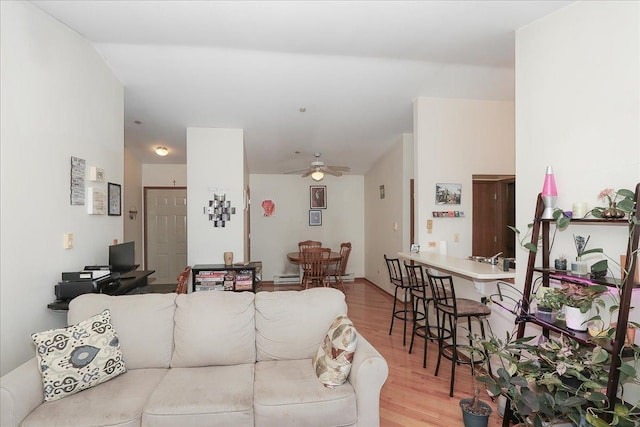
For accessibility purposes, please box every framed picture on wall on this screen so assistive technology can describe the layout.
[309,210,322,226]
[108,182,121,216]
[310,185,327,209]
[435,183,462,205]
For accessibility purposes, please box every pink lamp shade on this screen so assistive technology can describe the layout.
[542,166,558,196]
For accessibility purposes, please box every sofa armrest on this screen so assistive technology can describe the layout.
[1,358,43,427]
[348,332,388,427]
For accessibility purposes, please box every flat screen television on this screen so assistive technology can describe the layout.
[108,241,137,273]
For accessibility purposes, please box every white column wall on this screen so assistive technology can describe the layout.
[187,128,246,265]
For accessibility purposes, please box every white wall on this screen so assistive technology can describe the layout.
[515,0,639,400]
[142,164,187,186]
[249,174,365,281]
[364,134,414,294]
[187,128,246,265]
[124,148,143,266]
[0,1,124,375]
[413,97,515,259]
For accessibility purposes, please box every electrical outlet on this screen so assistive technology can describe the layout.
[453,233,460,242]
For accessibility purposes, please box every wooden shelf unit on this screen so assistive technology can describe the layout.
[502,183,639,427]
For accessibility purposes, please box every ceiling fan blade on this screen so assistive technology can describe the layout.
[326,165,350,172]
[284,169,311,175]
[323,168,342,177]
[301,170,314,177]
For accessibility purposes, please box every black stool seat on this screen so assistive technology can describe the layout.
[427,271,492,397]
[385,255,411,346]
[404,262,441,368]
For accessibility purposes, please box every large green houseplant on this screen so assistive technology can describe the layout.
[488,186,640,426]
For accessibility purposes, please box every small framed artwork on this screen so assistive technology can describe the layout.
[309,210,322,226]
[435,183,462,205]
[310,185,327,209]
[107,182,122,216]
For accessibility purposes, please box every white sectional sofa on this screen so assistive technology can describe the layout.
[0,288,388,427]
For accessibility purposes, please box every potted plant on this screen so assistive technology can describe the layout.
[460,345,493,427]
[478,331,611,427]
[557,281,607,331]
[554,255,567,271]
[535,287,564,324]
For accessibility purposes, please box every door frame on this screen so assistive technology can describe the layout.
[143,186,187,270]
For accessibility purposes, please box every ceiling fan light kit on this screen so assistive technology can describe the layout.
[286,152,350,180]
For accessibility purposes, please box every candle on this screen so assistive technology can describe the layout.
[572,202,587,218]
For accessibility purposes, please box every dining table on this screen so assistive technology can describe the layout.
[286,251,343,264]
[287,250,343,285]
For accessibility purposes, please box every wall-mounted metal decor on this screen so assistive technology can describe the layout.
[70,156,86,205]
[204,193,236,227]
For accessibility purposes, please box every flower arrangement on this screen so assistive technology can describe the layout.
[591,188,635,219]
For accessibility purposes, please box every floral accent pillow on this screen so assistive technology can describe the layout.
[31,309,126,401]
[312,315,358,388]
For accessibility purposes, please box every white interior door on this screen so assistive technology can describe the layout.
[145,187,187,284]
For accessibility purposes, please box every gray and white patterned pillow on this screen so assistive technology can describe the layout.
[312,315,358,388]
[31,309,126,401]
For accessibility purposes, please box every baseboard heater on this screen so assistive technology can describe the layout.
[273,274,300,285]
[273,273,355,285]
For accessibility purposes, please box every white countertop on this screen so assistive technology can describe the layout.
[398,251,516,281]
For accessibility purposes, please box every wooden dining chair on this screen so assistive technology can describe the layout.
[175,266,192,294]
[298,240,322,252]
[300,247,331,289]
[327,242,351,291]
[298,240,322,284]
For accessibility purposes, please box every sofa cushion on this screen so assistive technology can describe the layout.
[143,365,254,427]
[254,359,356,427]
[68,293,177,369]
[255,288,348,361]
[312,316,357,388]
[21,368,167,427]
[171,291,256,367]
[31,309,126,401]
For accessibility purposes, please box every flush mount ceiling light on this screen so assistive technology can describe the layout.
[311,170,324,181]
[155,146,169,156]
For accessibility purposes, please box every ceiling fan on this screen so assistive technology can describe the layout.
[286,152,351,181]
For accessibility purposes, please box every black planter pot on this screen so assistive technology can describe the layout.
[460,398,492,427]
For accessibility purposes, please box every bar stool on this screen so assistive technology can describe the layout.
[385,255,411,346]
[427,271,491,397]
[404,262,439,368]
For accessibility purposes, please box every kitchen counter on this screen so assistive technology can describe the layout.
[398,251,516,281]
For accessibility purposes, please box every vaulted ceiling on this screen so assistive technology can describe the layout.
[32,1,571,174]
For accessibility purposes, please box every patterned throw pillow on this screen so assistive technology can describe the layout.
[31,309,126,401]
[312,315,358,388]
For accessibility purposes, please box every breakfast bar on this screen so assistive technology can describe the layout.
[398,251,516,282]
[398,251,520,341]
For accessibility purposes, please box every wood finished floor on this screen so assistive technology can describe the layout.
[260,279,505,427]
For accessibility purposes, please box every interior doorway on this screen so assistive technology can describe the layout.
[472,175,515,258]
[144,187,187,284]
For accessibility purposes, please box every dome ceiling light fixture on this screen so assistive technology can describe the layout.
[155,146,169,156]
[311,169,324,181]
